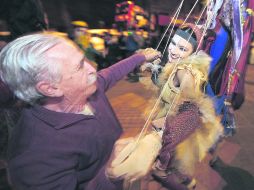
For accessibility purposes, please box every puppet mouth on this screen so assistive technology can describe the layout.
[168,53,180,62]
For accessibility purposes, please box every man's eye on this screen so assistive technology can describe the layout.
[79,62,84,69]
[78,58,85,70]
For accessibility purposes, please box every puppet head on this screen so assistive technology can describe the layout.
[167,23,203,63]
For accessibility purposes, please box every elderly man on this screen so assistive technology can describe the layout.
[0,32,161,190]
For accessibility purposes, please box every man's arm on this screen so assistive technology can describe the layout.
[97,48,161,92]
[97,54,145,91]
[85,166,123,190]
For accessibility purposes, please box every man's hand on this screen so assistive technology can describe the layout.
[106,132,162,182]
[136,48,161,62]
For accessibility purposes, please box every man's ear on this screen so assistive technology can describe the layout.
[36,81,63,97]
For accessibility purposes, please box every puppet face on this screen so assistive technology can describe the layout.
[167,34,194,63]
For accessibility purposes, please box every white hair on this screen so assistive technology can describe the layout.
[0,32,71,104]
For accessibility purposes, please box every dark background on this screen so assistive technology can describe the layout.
[40,0,203,29]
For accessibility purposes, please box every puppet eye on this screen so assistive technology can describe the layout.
[179,47,187,52]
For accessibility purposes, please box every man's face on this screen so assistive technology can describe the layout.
[167,34,194,63]
[47,41,97,103]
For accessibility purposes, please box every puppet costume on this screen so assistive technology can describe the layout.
[151,53,224,189]
[107,53,223,189]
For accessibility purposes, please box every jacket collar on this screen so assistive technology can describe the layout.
[31,104,94,129]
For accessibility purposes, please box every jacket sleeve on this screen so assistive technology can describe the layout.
[97,54,145,92]
[84,166,123,190]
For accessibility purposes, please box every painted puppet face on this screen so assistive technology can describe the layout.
[167,34,194,63]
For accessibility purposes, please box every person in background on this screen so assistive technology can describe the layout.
[71,20,90,51]
[0,0,48,105]
[0,32,161,190]
[71,21,106,70]
[126,29,143,82]
[118,31,127,59]
[104,32,120,66]
[0,1,48,188]
[1,0,48,40]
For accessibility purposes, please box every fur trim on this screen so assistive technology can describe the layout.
[159,52,211,89]
[142,52,212,120]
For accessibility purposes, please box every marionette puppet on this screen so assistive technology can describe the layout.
[150,52,224,190]
[106,9,223,189]
[106,52,224,190]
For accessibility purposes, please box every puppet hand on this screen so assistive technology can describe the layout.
[151,62,162,73]
[106,132,162,182]
[140,62,154,72]
[137,48,161,62]
[140,59,162,72]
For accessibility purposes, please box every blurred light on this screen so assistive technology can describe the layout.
[71,20,88,28]
[0,31,10,36]
[90,36,105,51]
[136,15,143,20]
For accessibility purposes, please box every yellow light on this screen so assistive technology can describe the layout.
[136,15,143,20]
[71,20,88,28]
[90,37,105,51]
